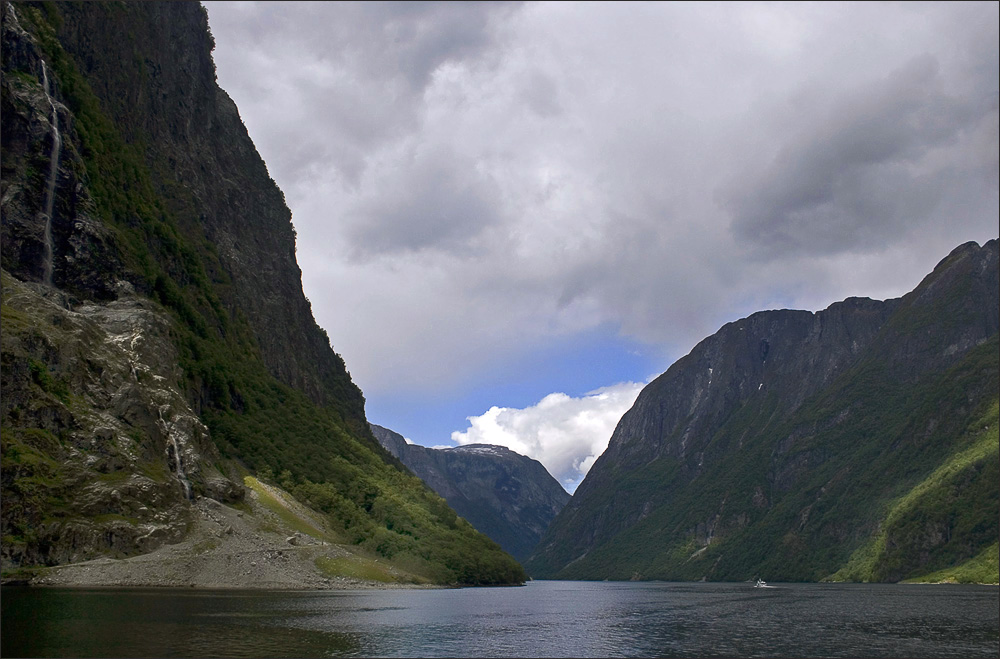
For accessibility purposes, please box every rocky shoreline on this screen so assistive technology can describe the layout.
[12,485,442,591]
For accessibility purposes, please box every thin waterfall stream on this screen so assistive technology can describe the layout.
[40,59,62,287]
[158,408,192,499]
[169,434,192,500]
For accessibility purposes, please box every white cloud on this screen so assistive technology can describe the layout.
[451,381,647,493]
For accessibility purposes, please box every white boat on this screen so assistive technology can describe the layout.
[754,578,774,588]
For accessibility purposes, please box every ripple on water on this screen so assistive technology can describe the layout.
[2,582,997,658]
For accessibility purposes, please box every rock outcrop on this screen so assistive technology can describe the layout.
[371,424,570,562]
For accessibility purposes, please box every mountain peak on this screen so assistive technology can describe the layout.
[447,444,515,456]
[527,239,998,583]
[371,424,570,562]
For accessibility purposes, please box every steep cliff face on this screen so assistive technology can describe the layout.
[528,240,999,582]
[18,1,365,422]
[1,2,524,586]
[1,272,242,566]
[371,425,570,562]
[2,1,242,567]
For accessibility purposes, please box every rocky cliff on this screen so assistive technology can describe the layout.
[2,0,242,567]
[1,1,524,586]
[371,424,570,562]
[527,240,999,583]
[2,1,365,422]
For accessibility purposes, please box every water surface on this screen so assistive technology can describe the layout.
[2,581,997,657]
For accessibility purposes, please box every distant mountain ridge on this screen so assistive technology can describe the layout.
[527,240,999,583]
[371,424,570,562]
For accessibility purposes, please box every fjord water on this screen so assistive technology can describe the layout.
[2,581,997,658]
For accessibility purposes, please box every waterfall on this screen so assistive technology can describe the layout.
[169,434,193,500]
[40,60,62,287]
[159,409,192,499]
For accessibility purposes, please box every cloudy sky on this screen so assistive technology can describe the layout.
[203,1,998,492]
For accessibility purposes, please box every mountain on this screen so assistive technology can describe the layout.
[527,240,999,583]
[1,1,524,586]
[371,424,571,562]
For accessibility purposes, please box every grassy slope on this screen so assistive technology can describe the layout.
[3,3,524,586]
[830,400,998,583]
[904,543,999,585]
[243,476,427,585]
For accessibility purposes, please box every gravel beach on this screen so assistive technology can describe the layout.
[30,482,441,591]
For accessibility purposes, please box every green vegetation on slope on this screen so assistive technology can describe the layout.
[243,476,339,543]
[0,427,68,554]
[314,555,403,584]
[3,3,524,586]
[904,543,999,585]
[532,331,998,583]
[830,400,999,583]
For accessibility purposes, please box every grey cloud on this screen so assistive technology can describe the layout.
[206,1,999,399]
[346,148,504,256]
[520,70,562,117]
[206,1,519,185]
[213,2,514,87]
[727,54,995,259]
[362,1,520,90]
[282,1,520,95]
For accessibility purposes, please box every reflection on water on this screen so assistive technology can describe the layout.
[2,581,998,658]
[0,588,358,658]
